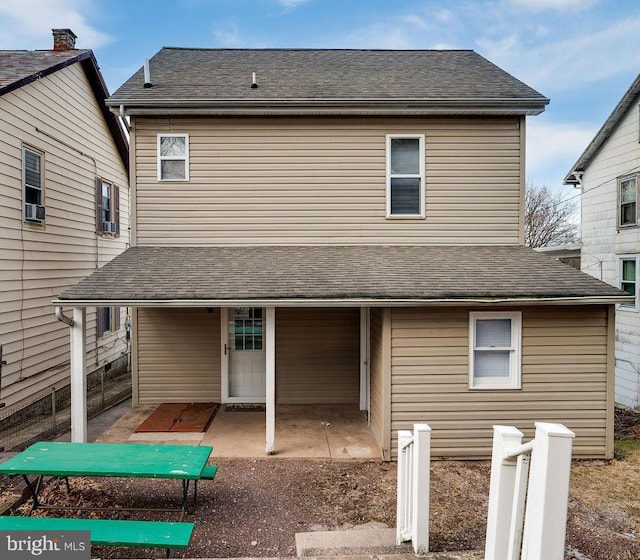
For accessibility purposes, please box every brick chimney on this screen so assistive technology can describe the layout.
[52,28,77,51]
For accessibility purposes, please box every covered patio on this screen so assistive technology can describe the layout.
[95,403,380,459]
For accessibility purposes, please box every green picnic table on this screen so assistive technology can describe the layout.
[0,441,213,512]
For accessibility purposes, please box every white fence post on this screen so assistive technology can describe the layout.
[396,424,431,553]
[485,425,524,560]
[411,423,431,554]
[521,422,575,560]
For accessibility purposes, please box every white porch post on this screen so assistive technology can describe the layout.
[70,307,87,442]
[359,307,370,413]
[265,306,276,454]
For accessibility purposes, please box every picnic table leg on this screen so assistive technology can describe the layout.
[22,474,43,512]
[182,479,189,513]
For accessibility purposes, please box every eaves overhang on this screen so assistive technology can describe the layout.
[52,295,631,309]
[107,97,548,117]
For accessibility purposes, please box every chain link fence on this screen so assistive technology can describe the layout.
[0,361,131,452]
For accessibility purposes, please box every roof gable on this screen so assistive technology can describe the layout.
[564,74,640,184]
[108,49,549,116]
[0,49,129,172]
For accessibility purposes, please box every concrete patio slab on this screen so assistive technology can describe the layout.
[97,403,381,460]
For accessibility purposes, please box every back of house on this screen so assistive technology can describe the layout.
[57,48,630,458]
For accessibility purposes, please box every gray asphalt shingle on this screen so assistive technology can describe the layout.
[107,49,548,113]
[57,245,628,303]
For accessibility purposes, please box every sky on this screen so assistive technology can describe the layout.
[1,0,638,198]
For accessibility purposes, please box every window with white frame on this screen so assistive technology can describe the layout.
[96,179,120,235]
[619,256,639,309]
[23,146,45,222]
[158,134,189,181]
[619,175,638,227]
[386,134,425,218]
[469,312,522,389]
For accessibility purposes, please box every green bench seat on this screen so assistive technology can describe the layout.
[0,516,194,557]
[200,465,218,480]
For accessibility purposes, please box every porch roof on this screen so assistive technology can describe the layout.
[54,245,631,307]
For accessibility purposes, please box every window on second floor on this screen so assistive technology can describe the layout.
[619,175,638,228]
[158,134,189,181]
[23,146,46,223]
[96,179,120,236]
[386,134,425,218]
[619,256,639,310]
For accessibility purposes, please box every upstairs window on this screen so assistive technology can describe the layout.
[386,134,425,218]
[23,146,45,222]
[96,179,120,236]
[620,256,638,310]
[469,312,522,389]
[619,175,638,227]
[158,134,189,181]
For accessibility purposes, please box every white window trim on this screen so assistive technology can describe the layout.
[386,134,425,219]
[618,255,640,311]
[469,311,522,390]
[157,133,189,181]
[618,174,638,228]
[23,145,44,222]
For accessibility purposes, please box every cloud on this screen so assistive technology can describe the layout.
[213,21,247,48]
[476,16,640,93]
[508,0,597,12]
[277,0,311,9]
[526,120,598,186]
[0,0,111,49]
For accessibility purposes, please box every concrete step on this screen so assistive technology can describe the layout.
[296,526,409,557]
[295,525,483,559]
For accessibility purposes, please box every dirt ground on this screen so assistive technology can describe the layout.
[2,408,640,559]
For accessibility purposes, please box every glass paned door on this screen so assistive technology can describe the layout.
[228,308,266,399]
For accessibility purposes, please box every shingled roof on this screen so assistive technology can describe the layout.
[56,245,629,306]
[0,49,128,171]
[107,49,549,116]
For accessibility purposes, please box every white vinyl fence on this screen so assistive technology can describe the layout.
[396,422,574,559]
[484,422,575,560]
[396,423,431,554]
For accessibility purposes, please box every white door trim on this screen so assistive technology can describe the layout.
[221,307,268,404]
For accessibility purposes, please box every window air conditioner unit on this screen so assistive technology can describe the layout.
[25,203,45,222]
[102,221,117,234]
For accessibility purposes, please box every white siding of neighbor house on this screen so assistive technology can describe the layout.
[389,306,612,459]
[131,116,524,246]
[580,97,640,408]
[0,63,129,411]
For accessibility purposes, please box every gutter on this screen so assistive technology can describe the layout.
[108,97,549,117]
[52,295,633,309]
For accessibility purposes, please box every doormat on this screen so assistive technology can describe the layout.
[225,404,266,412]
[135,402,219,433]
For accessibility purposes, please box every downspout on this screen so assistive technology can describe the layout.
[119,104,130,133]
[55,306,74,327]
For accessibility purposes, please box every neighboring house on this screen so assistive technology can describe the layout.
[56,49,630,459]
[565,74,640,409]
[534,243,582,270]
[0,30,130,413]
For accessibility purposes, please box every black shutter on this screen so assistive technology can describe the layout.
[95,178,103,234]
[114,185,120,237]
[97,307,106,337]
[114,307,121,331]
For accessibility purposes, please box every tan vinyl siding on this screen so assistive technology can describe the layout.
[276,308,359,403]
[136,308,220,403]
[133,116,522,246]
[0,64,129,410]
[390,306,610,459]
